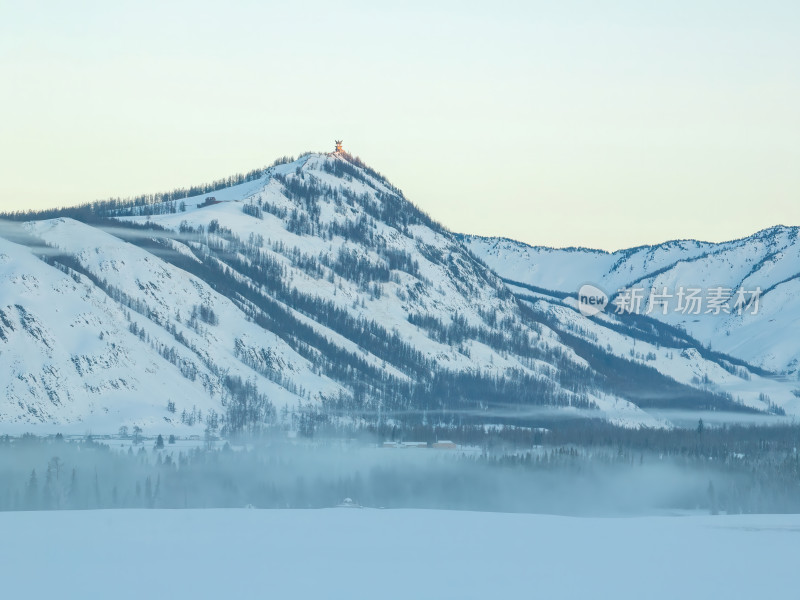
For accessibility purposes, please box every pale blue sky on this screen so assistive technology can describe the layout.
[1,0,797,249]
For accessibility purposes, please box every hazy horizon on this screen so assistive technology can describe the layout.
[1,0,798,251]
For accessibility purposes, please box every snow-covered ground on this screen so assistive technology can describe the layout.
[2,509,798,599]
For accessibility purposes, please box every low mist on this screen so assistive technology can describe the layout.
[1,432,794,516]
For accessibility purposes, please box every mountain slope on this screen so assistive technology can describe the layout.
[0,231,220,429]
[1,152,797,432]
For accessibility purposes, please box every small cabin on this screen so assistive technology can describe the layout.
[433,440,457,449]
[198,196,222,208]
[401,441,428,449]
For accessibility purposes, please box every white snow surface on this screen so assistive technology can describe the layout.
[0,235,218,428]
[1,508,798,600]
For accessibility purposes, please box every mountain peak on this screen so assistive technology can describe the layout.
[2,150,798,432]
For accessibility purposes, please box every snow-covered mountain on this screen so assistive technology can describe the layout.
[462,229,800,376]
[2,151,798,432]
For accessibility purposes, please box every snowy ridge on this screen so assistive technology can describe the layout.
[463,229,800,375]
[1,152,797,431]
